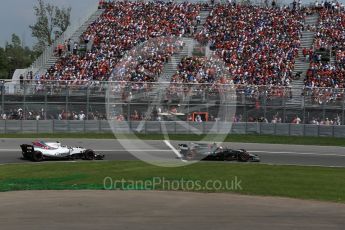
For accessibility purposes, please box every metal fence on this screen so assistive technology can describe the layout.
[1,81,345,125]
[1,120,345,137]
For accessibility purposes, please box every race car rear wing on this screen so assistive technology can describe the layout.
[20,144,35,154]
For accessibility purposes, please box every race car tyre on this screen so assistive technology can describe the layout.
[22,152,30,160]
[83,149,95,160]
[32,151,43,162]
[225,155,234,161]
[238,152,250,162]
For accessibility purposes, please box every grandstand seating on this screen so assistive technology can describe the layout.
[305,7,345,89]
[195,5,305,86]
[42,1,200,83]
[16,1,344,90]
[36,2,308,87]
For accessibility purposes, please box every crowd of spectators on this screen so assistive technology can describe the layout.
[110,37,184,83]
[13,1,345,92]
[304,87,344,104]
[30,2,315,91]
[168,55,293,101]
[0,108,107,121]
[39,1,200,85]
[313,5,345,51]
[195,4,305,86]
[309,116,341,125]
[304,4,345,105]
[0,108,45,120]
[232,113,342,125]
[31,2,345,91]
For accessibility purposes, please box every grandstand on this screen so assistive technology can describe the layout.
[15,1,305,84]
[2,1,345,128]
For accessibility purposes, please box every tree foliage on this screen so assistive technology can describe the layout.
[0,0,72,78]
[29,0,71,52]
[0,34,38,79]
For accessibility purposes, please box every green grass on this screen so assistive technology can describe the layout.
[1,133,345,147]
[0,161,345,203]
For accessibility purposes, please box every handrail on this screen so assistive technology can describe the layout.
[1,79,345,91]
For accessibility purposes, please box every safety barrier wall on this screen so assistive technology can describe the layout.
[0,121,344,137]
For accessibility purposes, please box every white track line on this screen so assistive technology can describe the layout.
[250,151,345,157]
[98,150,172,152]
[0,149,172,152]
[260,162,345,168]
[163,140,187,162]
[0,161,78,166]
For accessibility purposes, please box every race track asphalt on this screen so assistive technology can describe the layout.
[0,190,344,230]
[0,138,345,167]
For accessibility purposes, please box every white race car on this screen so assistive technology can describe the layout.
[20,141,105,162]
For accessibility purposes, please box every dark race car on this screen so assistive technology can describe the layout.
[178,143,260,162]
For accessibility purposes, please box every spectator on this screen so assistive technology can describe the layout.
[305,4,345,90]
[42,1,200,85]
[196,5,304,86]
[57,43,64,57]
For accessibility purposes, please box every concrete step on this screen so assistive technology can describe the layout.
[305,20,318,24]
[195,9,210,34]
[30,8,105,73]
[301,42,314,44]
[288,13,318,104]
[295,63,309,65]
[305,18,318,20]
[294,65,308,68]
[301,39,314,42]
[295,65,310,68]
[160,37,199,81]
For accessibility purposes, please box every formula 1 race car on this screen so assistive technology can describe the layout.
[20,141,105,162]
[178,143,260,162]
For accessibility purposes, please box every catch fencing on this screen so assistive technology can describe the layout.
[2,80,345,139]
[0,120,344,137]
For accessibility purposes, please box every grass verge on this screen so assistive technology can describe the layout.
[0,161,344,203]
[1,133,345,147]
